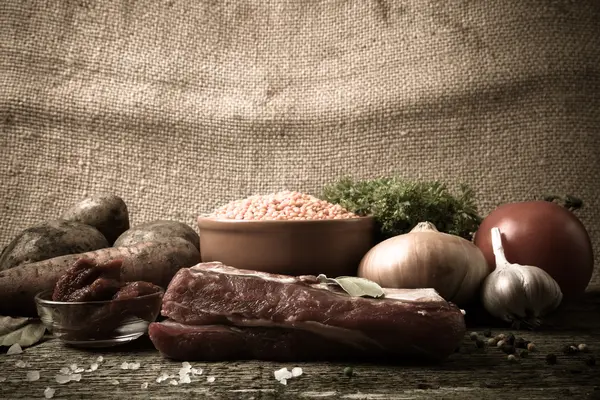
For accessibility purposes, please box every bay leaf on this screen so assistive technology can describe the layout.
[0,316,30,336]
[0,319,46,347]
[317,274,385,298]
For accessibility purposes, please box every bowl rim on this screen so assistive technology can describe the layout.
[34,287,165,306]
[198,214,374,225]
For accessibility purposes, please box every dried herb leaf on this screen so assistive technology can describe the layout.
[0,316,30,336]
[317,274,385,298]
[0,318,46,347]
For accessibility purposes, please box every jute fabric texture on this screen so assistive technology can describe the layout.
[1,1,599,283]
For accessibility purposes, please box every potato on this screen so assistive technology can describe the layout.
[61,194,130,245]
[0,238,201,316]
[114,220,200,251]
[0,220,109,270]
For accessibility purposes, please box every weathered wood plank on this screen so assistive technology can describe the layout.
[1,287,599,399]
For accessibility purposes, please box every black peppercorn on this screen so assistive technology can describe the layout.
[506,333,515,345]
[562,345,578,355]
[475,339,485,349]
[482,329,492,338]
[343,367,354,377]
[546,354,557,365]
[584,356,596,367]
[501,344,516,355]
[514,338,528,349]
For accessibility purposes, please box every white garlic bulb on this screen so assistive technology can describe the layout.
[481,227,563,327]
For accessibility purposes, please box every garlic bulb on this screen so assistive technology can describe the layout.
[481,227,563,327]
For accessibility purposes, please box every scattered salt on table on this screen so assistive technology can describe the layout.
[129,362,141,370]
[26,371,40,381]
[140,382,149,390]
[15,360,27,368]
[274,367,303,385]
[110,379,120,385]
[191,368,203,375]
[55,374,71,384]
[169,379,178,386]
[90,363,99,371]
[274,368,293,382]
[96,356,104,363]
[59,368,70,375]
[206,376,215,383]
[120,362,129,370]
[156,372,170,383]
[179,375,191,384]
[44,387,56,399]
[7,343,23,355]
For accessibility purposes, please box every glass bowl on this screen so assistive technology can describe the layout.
[35,288,164,348]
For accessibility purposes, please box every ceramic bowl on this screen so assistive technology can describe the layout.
[197,216,375,277]
[35,288,163,348]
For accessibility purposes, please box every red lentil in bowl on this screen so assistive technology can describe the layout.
[208,191,360,221]
[199,191,373,276]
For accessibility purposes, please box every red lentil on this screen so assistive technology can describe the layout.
[211,191,359,221]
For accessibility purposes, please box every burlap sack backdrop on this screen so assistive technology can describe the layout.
[1,1,599,284]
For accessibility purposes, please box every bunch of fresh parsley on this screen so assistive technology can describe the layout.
[321,176,482,242]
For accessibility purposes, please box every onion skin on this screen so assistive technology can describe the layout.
[358,223,489,306]
[474,201,594,299]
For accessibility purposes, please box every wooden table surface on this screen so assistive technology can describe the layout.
[1,288,599,400]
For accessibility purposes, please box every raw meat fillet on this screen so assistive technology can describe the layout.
[149,320,373,362]
[152,262,466,361]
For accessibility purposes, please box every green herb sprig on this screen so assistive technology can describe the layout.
[322,176,482,242]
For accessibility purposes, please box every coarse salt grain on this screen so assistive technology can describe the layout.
[90,363,99,371]
[55,374,71,384]
[69,364,78,371]
[181,362,191,369]
[26,371,40,381]
[169,379,178,386]
[110,379,119,385]
[129,362,141,370]
[291,367,303,377]
[44,387,55,399]
[191,368,203,375]
[141,382,148,389]
[15,360,27,368]
[206,376,215,383]
[120,362,129,370]
[73,368,84,373]
[70,374,82,382]
[156,372,170,383]
[274,368,293,382]
[59,367,70,375]
[7,343,23,355]
[96,356,104,363]
[179,375,191,384]
[0,377,6,382]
